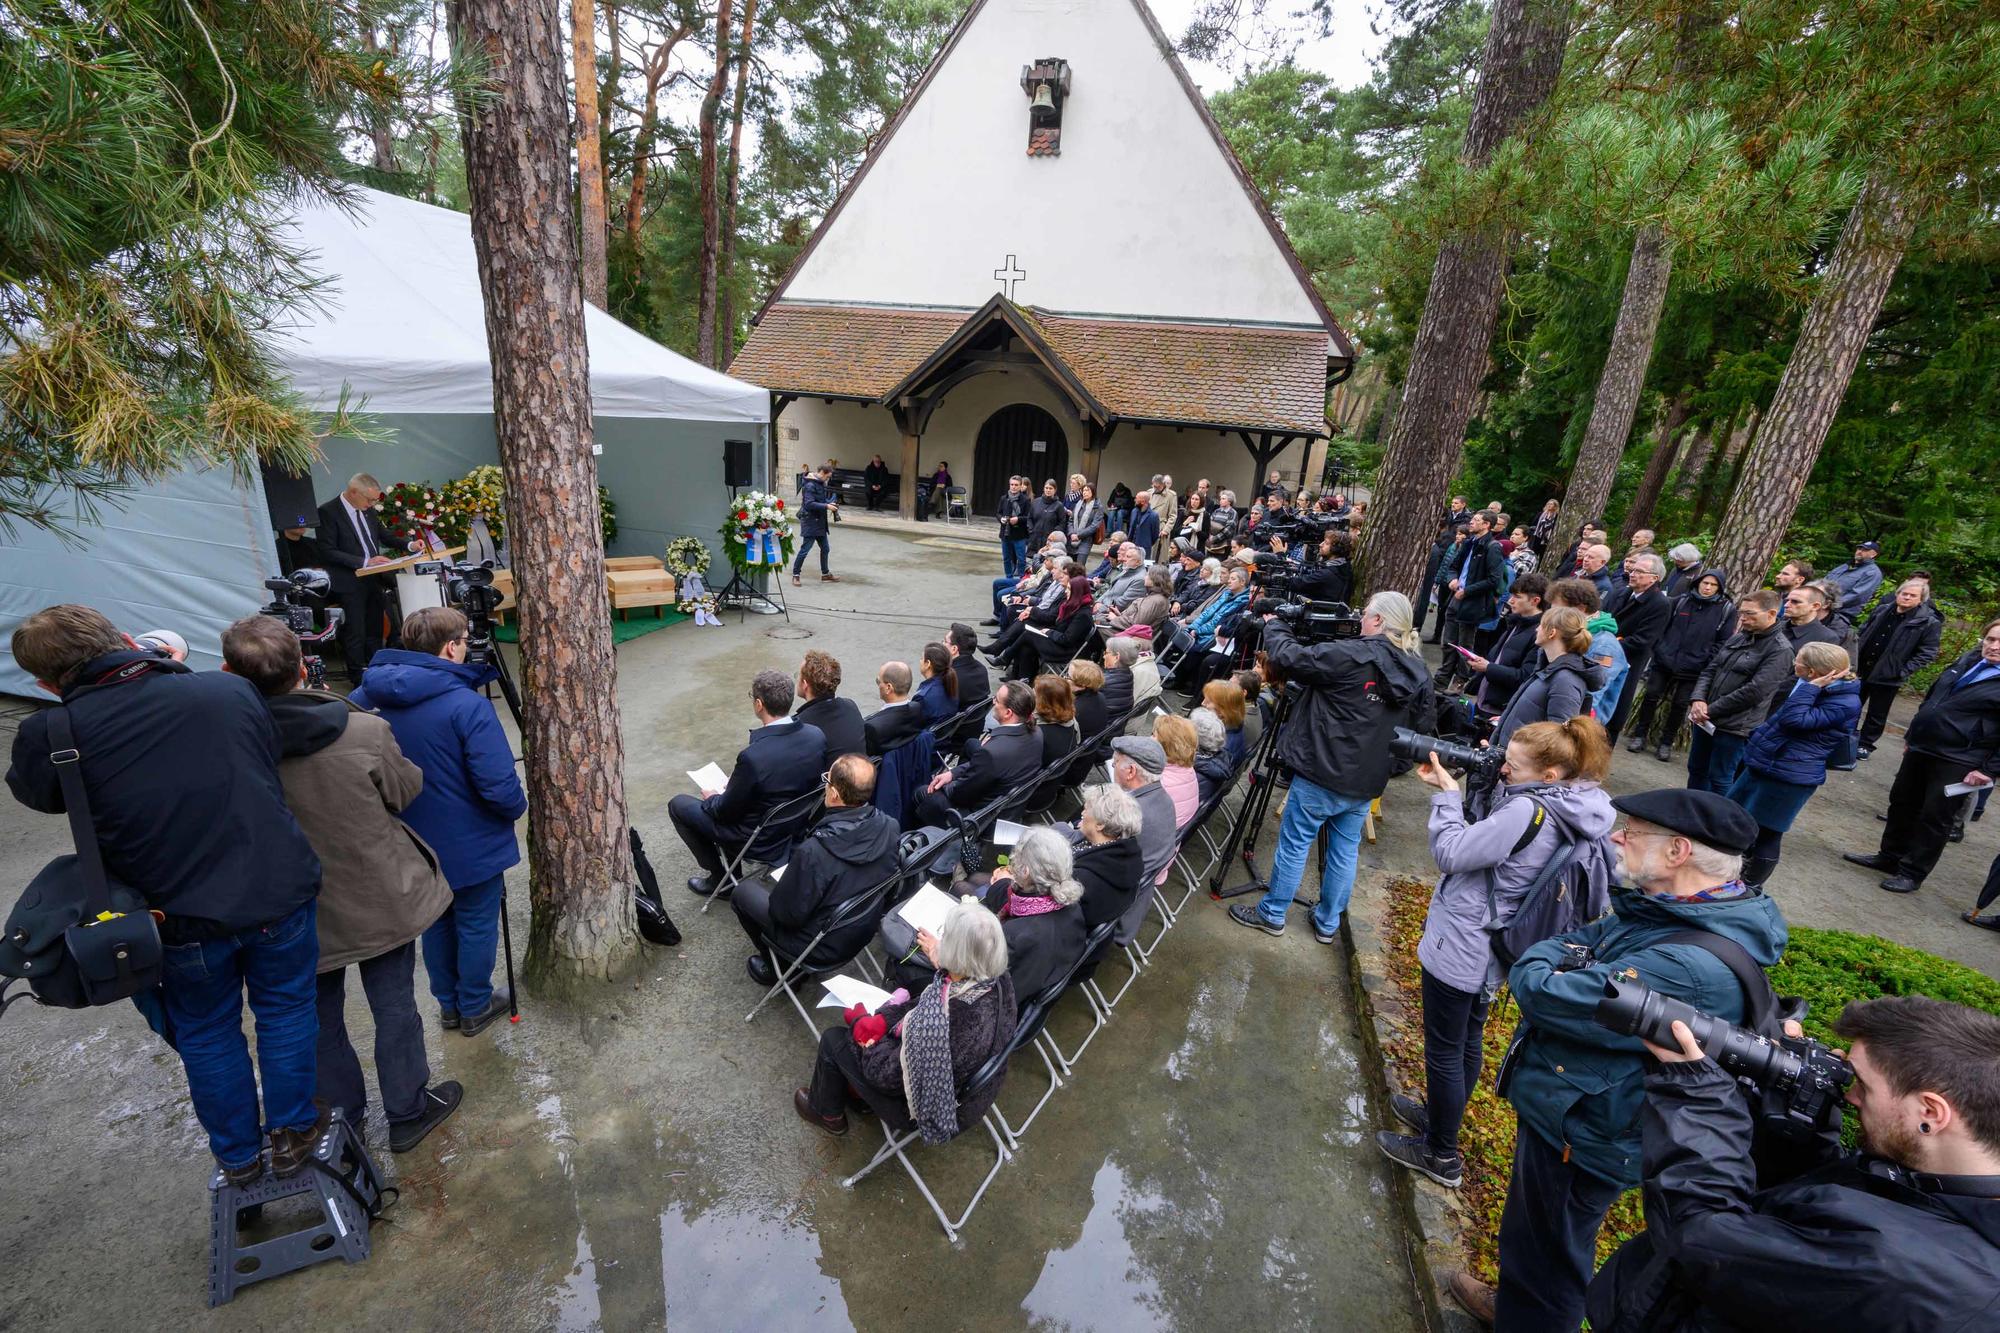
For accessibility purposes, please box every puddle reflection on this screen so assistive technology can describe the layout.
[660,1202,852,1332]
[1022,1160,1167,1330]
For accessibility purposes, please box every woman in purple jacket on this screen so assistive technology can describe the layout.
[1375,716,1616,1190]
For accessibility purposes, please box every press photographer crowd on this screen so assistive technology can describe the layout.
[5,467,1999,1325]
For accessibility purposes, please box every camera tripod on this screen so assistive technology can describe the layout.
[1208,682,1327,909]
[458,601,523,1026]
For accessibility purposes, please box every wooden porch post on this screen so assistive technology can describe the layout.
[892,402,921,519]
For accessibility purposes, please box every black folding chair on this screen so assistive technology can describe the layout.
[840,1055,1013,1244]
[1041,922,1119,1074]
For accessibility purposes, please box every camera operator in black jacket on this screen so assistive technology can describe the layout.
[1587,995,2000,1332]
[1228,593,1431,941]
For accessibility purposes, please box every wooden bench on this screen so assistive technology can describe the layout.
[805,466,935,513]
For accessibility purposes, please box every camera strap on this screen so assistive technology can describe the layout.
[45,709,114,920]
[1480,799,1545,925]
[1659,929,1781,1035]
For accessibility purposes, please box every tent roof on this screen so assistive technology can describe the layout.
[268,188,768,425]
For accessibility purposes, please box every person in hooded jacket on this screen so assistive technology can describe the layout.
[1488,607,1604,756]
[1685,590,1792,795]
[731,755,900,987]
[1626,571,1734,764]
[351,606,528,1038]
[1447,788,1788,1333]
[1379,717,1616,1190]
[1725,642,1861,887]
[221,615,462,1152]
[1027,479,1069,550]
[1230,593,1432,940]
[1585,995,2000,1333]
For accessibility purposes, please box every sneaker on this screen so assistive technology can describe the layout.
[793,1088,848,1138]
[1446,1270,1497,1327]
[1228,903,1284,937]
[270,1105,330,1179]
[791,574,802,587]
[1389,1093,1430,1135]
[1625,735,1648,754]
[389,1082,464,1153]
[1375,1129,1463,1187]
[460,992,512,1037]
[1654,742,1673,763]
[1858,745,1873,760]
[820,573,841,582]
[1312,924,1337,945]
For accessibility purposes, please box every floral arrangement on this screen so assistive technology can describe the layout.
[392,464,616,548]
[378,483,446,547]
[719,489,794,573]
[665,535,712,578]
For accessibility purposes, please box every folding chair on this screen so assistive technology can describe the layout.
[841,1058,1013,1243]
[1031,922,1118,1079]
[945,486,971,528]
[1151,619,1195,687]
[985,985,1070,1149]
[699,784,824,915]
[1166,786,1230,916]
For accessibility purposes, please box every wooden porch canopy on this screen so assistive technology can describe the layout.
[731,295,1345,517]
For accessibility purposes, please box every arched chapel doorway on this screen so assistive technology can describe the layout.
[972,404,1069,514]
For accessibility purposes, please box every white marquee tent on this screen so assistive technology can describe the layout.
[0,188,770,697]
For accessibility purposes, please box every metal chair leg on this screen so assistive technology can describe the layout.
[842,1116,1012,1244]
[989,1039,1064,1147]
[1041,989,1106,1072]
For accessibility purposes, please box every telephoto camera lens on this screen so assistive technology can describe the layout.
[1597,977,1798,1090]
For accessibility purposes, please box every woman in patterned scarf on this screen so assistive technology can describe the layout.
[796,897,1017,1143]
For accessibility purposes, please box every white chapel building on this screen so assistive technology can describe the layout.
[730,0,1356,519]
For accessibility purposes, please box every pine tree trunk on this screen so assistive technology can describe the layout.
[1550,224,1674,557]
[1621,389,1691,541]
[1691,404,1755,531]
[1708,175,1912,588]
[623,26,690,246]
[694,0,736,367]
[361,29,401,174]
[450,0,640,989]
[571,0,609,308]
[715,0,759,369]
[1675,404,1731,498]
[1357,0,1571,597]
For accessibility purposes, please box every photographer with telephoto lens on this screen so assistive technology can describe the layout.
[1449,788,1789,1332]
[1227,592,1431,942]
[1375,718,1617,1190]
[1586,995,2000,1331]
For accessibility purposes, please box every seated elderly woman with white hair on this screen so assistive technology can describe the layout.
[1190,707,1234,804]
[983,826,1090,1000]
[796,896,1018,1141]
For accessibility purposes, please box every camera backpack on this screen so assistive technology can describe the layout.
[1483,799,1607,968]
[0,709,164,1011]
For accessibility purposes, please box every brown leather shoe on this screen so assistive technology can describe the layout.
[1446,1271,1496,1327]
[269,1105,330,1178]
[793,1088,848,1137]
[219,1157,265,1188]
[820,573,841,582]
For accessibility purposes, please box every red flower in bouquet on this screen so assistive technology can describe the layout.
[775,499,785,510]
[736,510,749,522]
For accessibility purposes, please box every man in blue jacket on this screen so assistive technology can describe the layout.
[1450,788,1789,1332]
[352,606,528,1037]
[790,462,840,586]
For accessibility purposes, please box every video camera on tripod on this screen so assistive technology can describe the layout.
[1252,595,1361,644]
[258,569,344,688]
[412,559,505,662]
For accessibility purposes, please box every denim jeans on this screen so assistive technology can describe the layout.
[160,901,321,1169]
[1001,536,1028,579]
[791,531,830,576]
[316,940,431,1124]
[992,575,1022,622]
[422,873,505,1017]
[1255,775,1372,933]
[1420,967,1490,1156]
[1685,727,1747,793]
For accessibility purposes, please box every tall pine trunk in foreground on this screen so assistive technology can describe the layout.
[1549,224,1674,556]
[1358,0,1572,597]
[694,0,737,367]
[571,0,609,307]
[451,0,640,987]
[715,0,760,368]
[1708,175,1912,587]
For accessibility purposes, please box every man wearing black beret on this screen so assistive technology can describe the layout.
[1448,787,1791,1332]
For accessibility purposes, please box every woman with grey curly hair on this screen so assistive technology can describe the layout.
[797,896,1017,1142]
[1190,706,1234,803]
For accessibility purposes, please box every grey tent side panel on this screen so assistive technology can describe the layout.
[0,467,277,697]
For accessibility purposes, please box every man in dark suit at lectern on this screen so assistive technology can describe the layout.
[317,473,395,684]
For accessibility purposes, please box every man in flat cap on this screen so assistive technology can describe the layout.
[1447,788,1791,1333]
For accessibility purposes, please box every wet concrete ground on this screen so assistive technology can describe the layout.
[0,526,1423,1331]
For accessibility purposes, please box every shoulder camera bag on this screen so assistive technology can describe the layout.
[0,709,163,1008]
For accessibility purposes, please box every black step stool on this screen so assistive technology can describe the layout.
[208,1109,388,1306]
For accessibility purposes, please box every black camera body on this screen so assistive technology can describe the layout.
[1596,976,1852,1140]
[1256,596,1361,644]
[1389,725,1505,787]
[414,559,505,617]
[258,569,342,688]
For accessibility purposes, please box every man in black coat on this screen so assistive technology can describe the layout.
[1687,591,1793,794]
[1439,512,1506,662]
[1603,552,1672,744]
[1854,578,1943,753]
[1587,995,2000,1333]
[315,473,395,683]
[1413,527,1460,636]
[794,650,865,761]
[672,669,827,896]
[995,474,1034,577]
[7,604,324,1183]
[1463,573,1547,719]
[911,681,1041,825]
[1843,620,2000,894]
[862,454,891,511]
[864,660,925,757]
[731,755,901,986]
[1426,528,1472,644]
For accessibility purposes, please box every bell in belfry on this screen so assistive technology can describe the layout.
[1029,81,1054,114]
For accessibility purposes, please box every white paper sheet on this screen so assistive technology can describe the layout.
[897,882,957,937]
[770,863,787,881]
[817,975,894,1012]
[686,761,727,792]
[1692,720,1715,735]
[1944,781,1982,798]
[993,820,1027,847]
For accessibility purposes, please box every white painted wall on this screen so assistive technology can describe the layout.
[784,0,1327,333]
